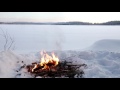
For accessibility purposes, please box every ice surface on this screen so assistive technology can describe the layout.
[1,25,120,53]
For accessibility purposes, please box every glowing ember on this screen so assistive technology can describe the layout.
[40,51,59,70]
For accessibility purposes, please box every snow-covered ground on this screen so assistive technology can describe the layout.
[0,25,120,78]
[86,39,120,52]
[1,49,120,78]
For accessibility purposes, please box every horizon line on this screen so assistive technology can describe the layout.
[0,20,120,23]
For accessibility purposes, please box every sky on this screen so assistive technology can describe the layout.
[0,12,120,23]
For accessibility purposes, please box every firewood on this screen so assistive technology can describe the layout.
[32,62,38,65]
[25,60,86,78]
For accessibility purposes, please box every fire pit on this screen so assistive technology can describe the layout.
[25,51,87,78]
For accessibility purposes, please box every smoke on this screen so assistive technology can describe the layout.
[53,27,65,51]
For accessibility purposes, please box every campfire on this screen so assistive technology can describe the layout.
[26,51,87,78]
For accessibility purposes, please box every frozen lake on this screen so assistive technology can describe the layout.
[0,25,120,53]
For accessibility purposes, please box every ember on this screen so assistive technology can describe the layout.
[26,51,87,78]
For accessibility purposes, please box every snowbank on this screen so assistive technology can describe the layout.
[0,51,39,78]
[86,39,120,52]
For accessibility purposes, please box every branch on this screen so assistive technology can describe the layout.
[8,34,15,50]
[0,29,8,51]
[0,27,15,51]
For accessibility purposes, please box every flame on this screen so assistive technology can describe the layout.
[40,51,59,70]
[32,64,37,72]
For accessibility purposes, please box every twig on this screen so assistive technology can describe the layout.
[26,61,87,78]
[0,28,15,51]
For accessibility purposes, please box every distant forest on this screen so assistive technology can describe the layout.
[1,21,120,25]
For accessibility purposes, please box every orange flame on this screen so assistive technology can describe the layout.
[32,64,37,72]
[40,51,59,70]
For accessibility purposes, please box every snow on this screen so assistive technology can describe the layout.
[1,25,120,53]
[0,25,120,78]
[1,50,120,78]
[86,39,120,52]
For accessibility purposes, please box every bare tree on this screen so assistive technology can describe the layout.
[0,27,15,51]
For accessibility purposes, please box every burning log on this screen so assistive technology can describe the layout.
[26,61,87,78]
[24,51,87,78]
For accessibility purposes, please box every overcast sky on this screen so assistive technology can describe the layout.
[0,12,120,23]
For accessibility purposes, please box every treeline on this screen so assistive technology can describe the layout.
[0,21,120,25]
[0,22,46,25]
[96,21,120,25]
[54,21,120,25]
[52,22,92,25]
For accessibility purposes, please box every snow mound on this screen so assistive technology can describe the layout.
[86,39,120,52]
[0,51,39,78]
